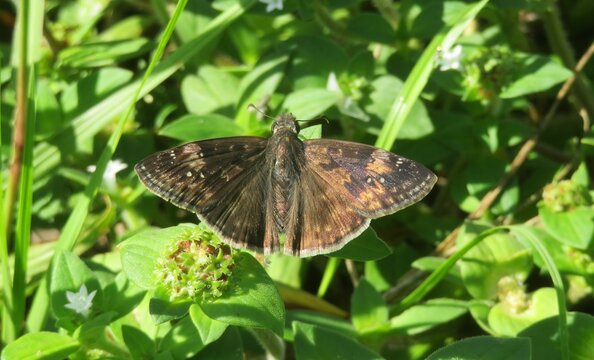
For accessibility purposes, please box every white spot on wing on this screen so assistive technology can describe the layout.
[186,171,192,177]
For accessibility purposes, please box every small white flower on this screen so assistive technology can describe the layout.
[438,44,463,71]
[326,72,341,92]
[260,0,283,12]
[65,284,97,317]
[87,159,128,191]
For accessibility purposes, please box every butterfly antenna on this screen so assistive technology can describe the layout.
[296,115,331,127]
[248,104,276,120]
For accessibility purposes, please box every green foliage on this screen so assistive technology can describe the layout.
[2,0,594,359]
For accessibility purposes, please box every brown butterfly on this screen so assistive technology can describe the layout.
[135,113,436,257]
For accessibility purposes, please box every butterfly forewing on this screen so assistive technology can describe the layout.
[135,137,279,252]
[303,139,437,218]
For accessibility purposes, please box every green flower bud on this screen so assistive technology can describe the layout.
[542,180,592,212]
[153,227,235,302]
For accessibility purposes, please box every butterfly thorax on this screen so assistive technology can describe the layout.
[268,116,304,230]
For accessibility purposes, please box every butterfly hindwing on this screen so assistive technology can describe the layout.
[135,137,279,252]
[284,164,370,256]
[303,139,437,218]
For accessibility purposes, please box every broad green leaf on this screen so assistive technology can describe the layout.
[519,312,594,360]
[181,66,240,115]
[489,287,558,336]
[149,296,192,324]
[159,114,246,141]
[283,88,341,120]
[50,250,103,319]
[388,298,468,335]
[426,336,530,360]
[298,124,322,140]
[365,75,433,139]
[289,36,348,90]
[195,327,243,360]
[293,322,382,360]
[450,154,519,214]
[501,54,573,98]
[0,332,79,360]
[189,304,228,346]
[351,278,388,333]
[459,233,532,300]
[200,252,285,335]
[364,243,420,292]
[120,225,195,290]
[539,206,594,250]
[329,227,392,261]
[159,316,207,359]
[122,325,156,360]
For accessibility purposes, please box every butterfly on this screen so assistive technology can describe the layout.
[135,113,437,257]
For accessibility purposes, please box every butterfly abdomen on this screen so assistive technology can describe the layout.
[269,129,305,231]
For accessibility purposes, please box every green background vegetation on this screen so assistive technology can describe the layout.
[1,0,594,359]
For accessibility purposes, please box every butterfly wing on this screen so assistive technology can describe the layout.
[283,139,436,256]
[303,139,437,218]
[135,137,280,253]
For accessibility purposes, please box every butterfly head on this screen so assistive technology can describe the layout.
[272,113,300,135]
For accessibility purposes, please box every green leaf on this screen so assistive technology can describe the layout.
[365,75,433,139]
[284,310,356,342]
[200,252,285,335]
[122,325,156,360]
[329,227,392,261]
[50,250,103,319]
[189,304,228,346]
[293,322,382,360]
[519,312,594,360]
[159,114,246,141]
[289,36,348,90]
[0,332,79,360]
[194,327,243,360]
[236,51,290,128]
[459,233,532,300]
[149,296,192,324]
[120,225,195,290]
[351,278,388,333]
[58,39,152,68]
[388,298,468,335]
[426,336,530,360]
[539,206,594,250]
[346,13,396,44]
[489,287,558,336]
[282,88,341,120]
[159,316,207,359]
[501,54,573,98]
[181,66,240,115]
[266,254,303,288]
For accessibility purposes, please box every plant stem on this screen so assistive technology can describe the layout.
[541,0,594,121]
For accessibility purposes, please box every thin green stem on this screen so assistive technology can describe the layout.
[510,226,569,360]
[391,227,503,315]
[317,257,341,298]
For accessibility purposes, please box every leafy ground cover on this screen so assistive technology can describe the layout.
[1,0,594,359]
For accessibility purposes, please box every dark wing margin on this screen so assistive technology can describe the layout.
[135,137,279,253]
[303,139,437,219]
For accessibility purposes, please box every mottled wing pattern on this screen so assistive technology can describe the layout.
[284,164,371,257]
[304,139,437,218]
[135,137,279,252]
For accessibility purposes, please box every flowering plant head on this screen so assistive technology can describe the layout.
[153,226,235,302]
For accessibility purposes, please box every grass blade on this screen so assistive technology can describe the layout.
[375,0,488,150]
